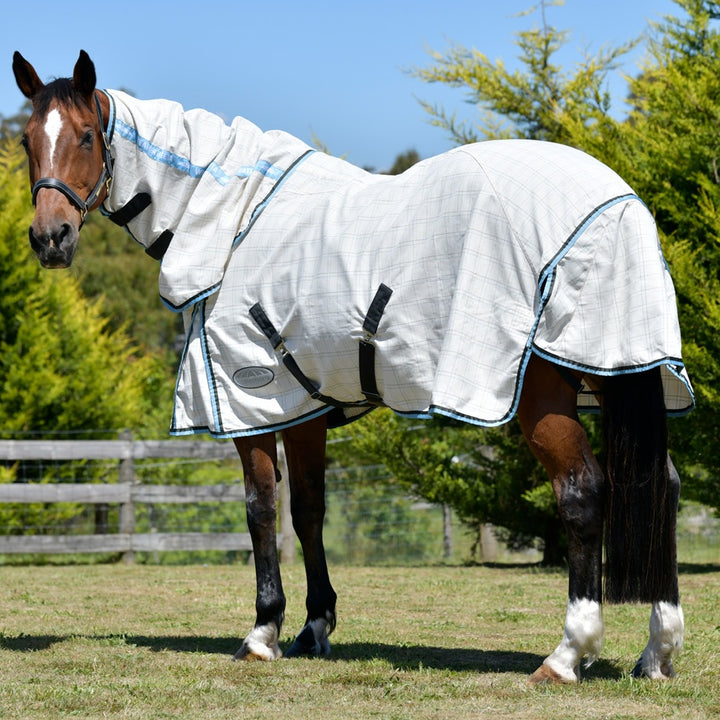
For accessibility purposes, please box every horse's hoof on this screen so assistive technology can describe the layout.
[234,646,281,661]
[284,618,332,658]
[529,663,574,684]
[632,657,675,679]
[233,623,282,661]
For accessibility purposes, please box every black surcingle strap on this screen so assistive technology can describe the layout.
[359,284,393,405]
[554,364,584,394]
[250,283,393,409]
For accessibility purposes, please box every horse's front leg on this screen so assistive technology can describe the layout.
[281,415,338,658]
[518,355,605,684]
[233,432,285,661]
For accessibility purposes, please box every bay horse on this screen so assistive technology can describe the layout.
[12,50,693,683]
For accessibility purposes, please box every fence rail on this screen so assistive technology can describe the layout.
[0,438,239,461]
[0,438,290,560]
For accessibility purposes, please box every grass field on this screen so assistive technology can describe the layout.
[0,563,718,719]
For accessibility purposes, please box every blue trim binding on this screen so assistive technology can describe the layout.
[170,405,337,439]
[113,118,290,185]
[171,300,224,434]
[103,90,116,144]
[160,283,222,315]
[232,149,315,250]
[198,299,223,432]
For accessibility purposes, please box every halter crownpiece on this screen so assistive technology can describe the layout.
[31,92,113,226]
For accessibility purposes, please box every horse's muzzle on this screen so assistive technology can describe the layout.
[29,223,77,268]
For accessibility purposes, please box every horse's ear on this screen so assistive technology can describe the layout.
[12,51,44,100]
[72,50,97,103]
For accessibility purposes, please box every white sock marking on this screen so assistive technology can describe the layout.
[639,601,684,678]
[544,598,604,682]
[241,622,281,660]
[44,108,62,171]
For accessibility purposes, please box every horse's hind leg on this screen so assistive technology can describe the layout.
[281,415,338,657]
[634,600,684,679]
[233,432,285,661]
[517,355,605,683]
[634,459,683,679]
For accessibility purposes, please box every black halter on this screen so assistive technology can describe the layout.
[31,92,113,227]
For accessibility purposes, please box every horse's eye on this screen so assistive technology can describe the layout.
[80,130,94,148]
[20,135,29,154]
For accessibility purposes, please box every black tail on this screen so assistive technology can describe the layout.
[602,367,680,604]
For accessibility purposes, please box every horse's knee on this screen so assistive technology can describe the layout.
[246,497,277,532]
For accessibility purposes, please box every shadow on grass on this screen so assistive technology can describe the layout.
[0,633,624,679]
[0,633,237,655]
[328,642,623,680]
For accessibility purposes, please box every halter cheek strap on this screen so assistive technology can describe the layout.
[31,92,114,227]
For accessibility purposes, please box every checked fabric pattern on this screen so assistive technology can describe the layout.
[100,90,693,437]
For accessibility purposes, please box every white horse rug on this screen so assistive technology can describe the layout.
[100,90,694,437]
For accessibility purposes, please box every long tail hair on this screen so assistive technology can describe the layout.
[602,367,680,604]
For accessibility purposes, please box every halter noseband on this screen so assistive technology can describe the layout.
[31,92,113,226]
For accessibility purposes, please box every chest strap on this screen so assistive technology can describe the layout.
[107,192,151,226]
[106,191,173,261]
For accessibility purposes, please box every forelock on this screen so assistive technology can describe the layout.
[33,78,88,117]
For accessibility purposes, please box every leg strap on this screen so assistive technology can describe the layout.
[250,303,344,408]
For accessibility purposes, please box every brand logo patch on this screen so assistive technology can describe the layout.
[232,366,275,389]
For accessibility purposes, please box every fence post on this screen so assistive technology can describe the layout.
[442,504,453,560]
[118,429,136,563]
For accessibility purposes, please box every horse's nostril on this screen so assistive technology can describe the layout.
[28,226,45,252]
[57,223,72,247]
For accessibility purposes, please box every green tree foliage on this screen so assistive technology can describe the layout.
[412,0,635,145]
[387,149,421,175]
[605,0,720,508]
[0,137,177,538]
[72,213,183,360]
[0,138,170,436]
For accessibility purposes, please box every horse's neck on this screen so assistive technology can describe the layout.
[101,90,317,309]
[103,90,267,249]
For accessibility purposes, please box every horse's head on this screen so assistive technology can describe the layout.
[12,50,112,268]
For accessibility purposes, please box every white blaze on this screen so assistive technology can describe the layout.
[44,108,62,170]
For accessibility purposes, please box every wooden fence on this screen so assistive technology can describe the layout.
[0,436,294,561]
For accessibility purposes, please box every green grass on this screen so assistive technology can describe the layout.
[0,563,718,719]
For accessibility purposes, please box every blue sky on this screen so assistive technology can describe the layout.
[2,0,679,171]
